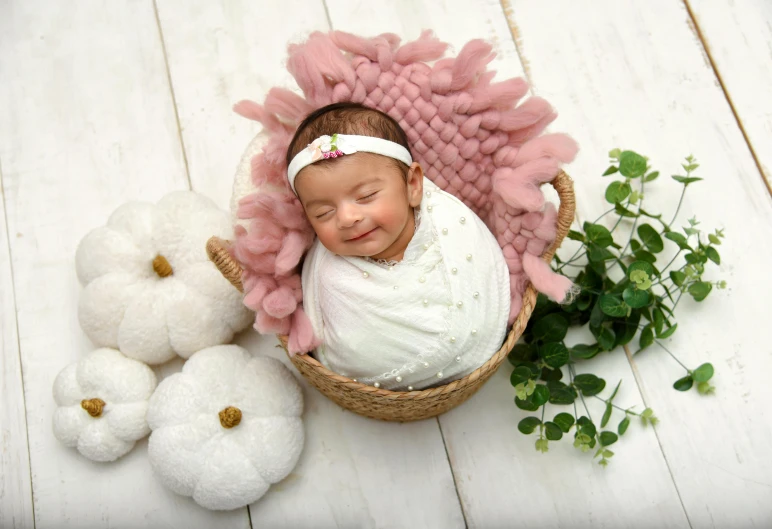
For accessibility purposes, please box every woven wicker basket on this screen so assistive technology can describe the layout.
[207,170,574,422]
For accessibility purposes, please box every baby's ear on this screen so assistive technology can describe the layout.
[406,162,424,208]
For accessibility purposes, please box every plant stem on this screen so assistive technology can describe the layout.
[659,249,684,275]
[609,178,646,271]
[592,395,640,416]
[654,339,690,372]
[668,185,688,228]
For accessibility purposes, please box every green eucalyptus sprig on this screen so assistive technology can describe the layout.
[510,150,725,464]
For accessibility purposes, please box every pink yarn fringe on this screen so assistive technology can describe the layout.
[231,31,577,355]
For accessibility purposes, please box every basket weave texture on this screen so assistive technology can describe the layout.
[206,170,574,422]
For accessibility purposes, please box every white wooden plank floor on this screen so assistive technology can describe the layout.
[1,1,770,528]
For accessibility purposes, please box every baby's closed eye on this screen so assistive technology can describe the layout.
[357,191,379,202]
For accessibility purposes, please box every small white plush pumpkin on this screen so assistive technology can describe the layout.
[52,348,157,462]
[76,191,253,365]
[147,344,304,511]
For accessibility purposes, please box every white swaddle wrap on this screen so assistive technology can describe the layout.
[302,178,510,391]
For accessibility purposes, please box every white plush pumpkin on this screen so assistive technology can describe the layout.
[76,190,253,365]
[52,348,157,462]
[146,344,304,511]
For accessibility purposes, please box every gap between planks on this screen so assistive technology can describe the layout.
[0,158,38,529]
[153,0,192,190]
[683,0,772,197]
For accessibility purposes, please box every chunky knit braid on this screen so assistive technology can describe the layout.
[231,31,577,355]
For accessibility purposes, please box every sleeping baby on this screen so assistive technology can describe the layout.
[287,102,510,391]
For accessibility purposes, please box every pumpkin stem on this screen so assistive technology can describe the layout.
[218,406,242,428]
[81,398,106,417]
[153,255,173,277]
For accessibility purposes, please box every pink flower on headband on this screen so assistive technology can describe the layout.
[306,134,349,161]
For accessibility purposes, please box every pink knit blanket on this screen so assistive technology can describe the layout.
[231,31,577,355]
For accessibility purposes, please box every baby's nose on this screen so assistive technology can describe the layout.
[337,204,362,228]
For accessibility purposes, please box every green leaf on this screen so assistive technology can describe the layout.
[515,395,540,411]
[653,308,665,335]
[601,402,613,428]
[605,181,632,204]
[567,230,585,242]
[600,431,619,446]
[618,417,630,436]
[603,165,619,176]
[633,249,657,264]
[510,366,534,387]
[508,343,536,365]
[531,384,551,406]
[630,239,641,251]
[532,314,569,343]
[584,223,614,248]
[615,203,638,218]
[619,151,647,178]
[623,287,650,308]
[639,325,654,351]
[657,323,678,339]
[588,244,615,263]
[570,343,600,359]
[643,170,660,182]
[599,294,627,317]
[672,175,703,185]
[628,260,655,278]
[637,224,664,253]
[573,374,607,396]
[576,416,597,438]
[706,246,721,264]
[708,233,721,245]
[517,417,541,434]
[520,361,542,378]
[577,294,593,311]
[609,148,621,159]
[553,413,575,433]
[613,311,640,347]
[689,281,713,302]
[535,438,549,453]
[670,271,686,287]
[593,325,616,351]
[541,342,570,369]
[697,381,716,395]
[673,375,694,391]
[547,380,578,405]
[544,422,564,441]
[665,231,692,251]
[539,366,563,383]
[692,363,714,382]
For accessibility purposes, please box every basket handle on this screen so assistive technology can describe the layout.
[206,170,575,292]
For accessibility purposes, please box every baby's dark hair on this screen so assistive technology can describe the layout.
[286,102,411,176]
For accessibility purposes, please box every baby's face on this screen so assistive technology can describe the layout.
[295,153,423,261]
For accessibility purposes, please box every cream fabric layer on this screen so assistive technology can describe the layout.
[301,178,510,391]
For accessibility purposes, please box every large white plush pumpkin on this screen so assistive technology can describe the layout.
[146,344,304,510]
[52,348,157,462]
[76,191,253,365]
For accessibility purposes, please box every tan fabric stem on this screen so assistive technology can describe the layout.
[81,398,106,418]
[218,406,242,428]
[153,255,173,277]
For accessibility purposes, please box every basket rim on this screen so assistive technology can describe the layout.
[207,170,575,400]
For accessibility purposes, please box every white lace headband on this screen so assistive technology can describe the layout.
[287,133,413,193]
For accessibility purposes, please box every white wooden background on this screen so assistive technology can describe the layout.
[1,1,771,528]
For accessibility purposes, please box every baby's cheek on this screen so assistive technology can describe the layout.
[375,204,405,231]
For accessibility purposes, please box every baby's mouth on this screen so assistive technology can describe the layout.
[348,228,377,241]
